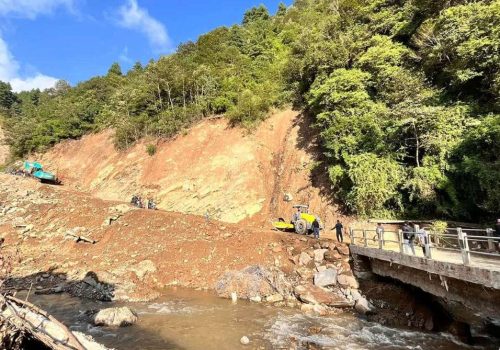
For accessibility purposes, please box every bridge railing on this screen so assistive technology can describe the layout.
[349,227,500,266]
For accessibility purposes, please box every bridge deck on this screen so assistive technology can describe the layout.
[360,239,500,272]
[349,232,500,289]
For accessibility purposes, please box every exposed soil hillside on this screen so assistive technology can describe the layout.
[0,174,349,302]
[37,110,344,226]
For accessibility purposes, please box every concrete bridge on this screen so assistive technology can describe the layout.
[348,227,500,333]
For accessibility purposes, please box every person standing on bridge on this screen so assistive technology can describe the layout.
[333,220,344,243]
[375,223,385,242]
[402,222,416,255]
[418,226,429,257]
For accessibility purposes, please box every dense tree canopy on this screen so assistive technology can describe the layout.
[1,0,498,221]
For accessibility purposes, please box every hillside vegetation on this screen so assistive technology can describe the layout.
[0,0,498,220]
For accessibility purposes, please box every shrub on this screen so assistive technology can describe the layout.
[146,144,157,156]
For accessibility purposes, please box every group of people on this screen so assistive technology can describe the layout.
[375,221,430,256]
[401,222,430,256]
[130,195,157,210]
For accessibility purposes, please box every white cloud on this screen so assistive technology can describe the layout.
[117,0,172,52]
[0,35,58,92]
[0,0,76,19]
[10,75,59,92]
[0,0,72,91]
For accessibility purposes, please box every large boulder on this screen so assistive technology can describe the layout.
[216,265,293,300]
[298,252,312,266]
[354,297,374,315]
[324,250,342,262]
[314,268,337,288]
[313,249,328,263]
[337,274,359,289]
[296,267,314,280]
[336,245,350,256]
[294,285,352,307]
[94,307,138,327]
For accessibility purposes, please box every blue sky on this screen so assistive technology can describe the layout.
[0,0,292,92]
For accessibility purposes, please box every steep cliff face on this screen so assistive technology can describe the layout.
[37,110,344,226]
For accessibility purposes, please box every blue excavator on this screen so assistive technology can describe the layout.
[23,161,59,184]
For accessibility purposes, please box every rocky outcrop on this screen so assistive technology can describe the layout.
[215,239,369,316]
[314,269,337,287]
[94,307,138,327]
[294,285,352,307]
[215,265,294,301]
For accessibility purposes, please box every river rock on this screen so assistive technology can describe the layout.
[336,245,350,256]
[296,266,314,280]
[94,307,138,327]
[324,250,342,262]
[299,252,312,266]
[314,268,337,288]
[216,265,293,300]
[313,304,328,316]
[294,285,351,307]
[351,289,362,302]
[314,249,328,263]
[240,336,250,345]
[266,294,284,303]
[337,274,359,289]
[354,297,374,315]
[320,241,331,249]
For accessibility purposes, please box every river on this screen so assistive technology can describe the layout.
[24,288,496,350]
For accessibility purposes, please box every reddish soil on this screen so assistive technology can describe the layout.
[1,109,355,300]
[36,110,349,227]
[0,174,341,301]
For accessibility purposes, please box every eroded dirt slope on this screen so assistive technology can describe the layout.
[0,174,329,301]
[38,110,342,226]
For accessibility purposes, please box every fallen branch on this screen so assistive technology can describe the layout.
[1,294,95,350]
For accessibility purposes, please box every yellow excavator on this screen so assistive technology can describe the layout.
[272,205,320,235]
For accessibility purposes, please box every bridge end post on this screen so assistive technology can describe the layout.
[398,229,404,253]
[457,228,471,266]
[486,228,495,251]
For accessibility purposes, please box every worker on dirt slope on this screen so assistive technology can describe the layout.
[333,220,344,243]
[312,218,320,239]
[147,198,157,210]
[292,208,301,223]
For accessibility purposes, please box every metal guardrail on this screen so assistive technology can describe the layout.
[349,226,500,266]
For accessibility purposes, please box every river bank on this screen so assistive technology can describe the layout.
[20,288,492,350]
[1,174,499,349]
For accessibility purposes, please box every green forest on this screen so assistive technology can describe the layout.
[0,0,498,221]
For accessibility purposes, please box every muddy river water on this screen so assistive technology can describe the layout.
[26,288,497,350]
